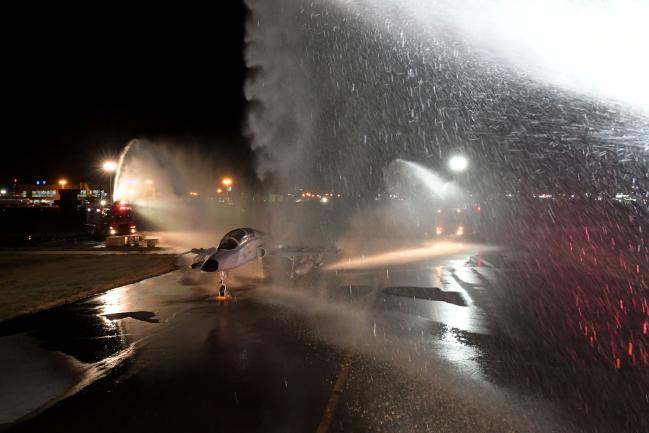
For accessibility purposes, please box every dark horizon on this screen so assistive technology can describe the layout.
[2,3,252,185]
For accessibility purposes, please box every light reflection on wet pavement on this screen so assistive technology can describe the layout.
[1,254,648,433]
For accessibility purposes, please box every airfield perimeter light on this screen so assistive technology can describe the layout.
[449,155,469,172]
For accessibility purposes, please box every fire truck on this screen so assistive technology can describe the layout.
[431,205,481,239]
[101,202,137,238]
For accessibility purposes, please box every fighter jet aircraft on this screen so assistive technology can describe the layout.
[190,228,338,297]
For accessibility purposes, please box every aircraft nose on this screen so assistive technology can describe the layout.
[201,259,219,272]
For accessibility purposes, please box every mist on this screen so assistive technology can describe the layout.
[244,0,648,204]
[332,0,649,114]
[242,0,649,376]
[112,138,260,251]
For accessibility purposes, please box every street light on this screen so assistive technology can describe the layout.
[102,161,117,172]
[58,179,68,188]
[102,161,117,203]
[449,155,469,172]
[221,177,233,203]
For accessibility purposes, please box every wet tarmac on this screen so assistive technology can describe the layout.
[1,255,648,433]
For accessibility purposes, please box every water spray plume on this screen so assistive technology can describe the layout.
[326,241,496,270]
[391,159,463,202]
[332,0,649,113]
[111,139,257,250]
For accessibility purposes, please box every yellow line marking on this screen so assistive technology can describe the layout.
[316,354,353,433]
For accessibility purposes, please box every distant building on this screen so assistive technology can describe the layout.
[15,182,103,206]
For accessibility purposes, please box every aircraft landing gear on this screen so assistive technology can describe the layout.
[216,271,232,301]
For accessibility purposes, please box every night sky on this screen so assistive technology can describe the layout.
[2,3,250,185]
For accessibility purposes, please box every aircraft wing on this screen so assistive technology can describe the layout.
[268,246,340,258]
[266,246,340,277]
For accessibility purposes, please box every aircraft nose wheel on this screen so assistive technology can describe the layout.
[216,271,232,301]
[216,283,231,301]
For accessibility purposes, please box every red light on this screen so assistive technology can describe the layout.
[119,206,127,211]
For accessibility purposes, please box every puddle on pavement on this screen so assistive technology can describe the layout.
[383,286,467,306]
[0,301,127,364]
[0,286,161,364]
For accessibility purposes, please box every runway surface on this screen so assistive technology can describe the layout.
[1,253,647,433]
